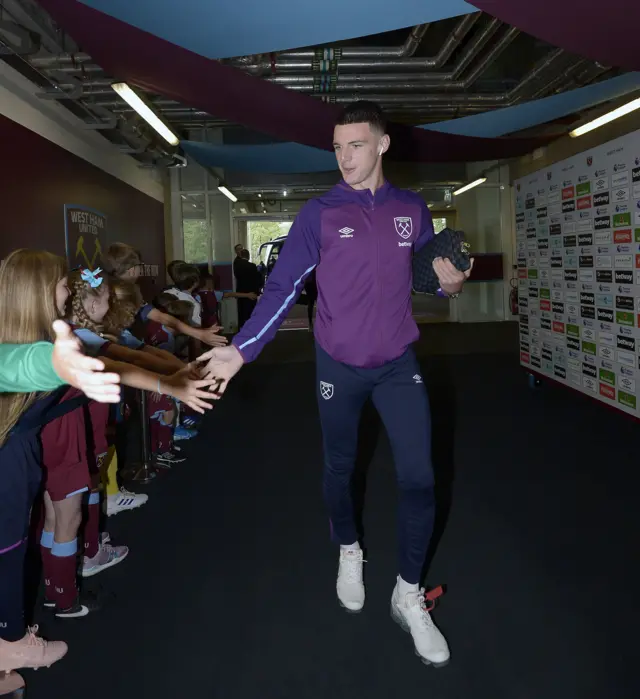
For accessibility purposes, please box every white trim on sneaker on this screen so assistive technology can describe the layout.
[390,578,450,667]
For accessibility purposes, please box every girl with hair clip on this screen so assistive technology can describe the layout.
[38,268,218,617]
[0,250,72,693]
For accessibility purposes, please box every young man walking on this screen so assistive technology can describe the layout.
[200,101,472,667]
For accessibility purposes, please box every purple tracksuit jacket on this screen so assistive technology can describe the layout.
[233,179,434,369]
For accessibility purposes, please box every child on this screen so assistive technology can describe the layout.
[144,293,197,447]
[102,243,227,349]
[39,268,219,618]
[0,250,74,684]
[197,267,258,329]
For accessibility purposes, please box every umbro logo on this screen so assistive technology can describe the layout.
[413,374,423,383]
[339,227,354,238]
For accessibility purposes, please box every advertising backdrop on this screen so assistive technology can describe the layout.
[515,128,640,417]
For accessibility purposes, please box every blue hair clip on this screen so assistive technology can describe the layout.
[80,267,103,289]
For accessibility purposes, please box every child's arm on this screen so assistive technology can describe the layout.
[147,308,227,347]
[104,342,180,376]
[141,345,184,372]
[98,356,216,414]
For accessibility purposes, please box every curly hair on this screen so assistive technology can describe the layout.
[104,278,142,334]
[67,269,110,335]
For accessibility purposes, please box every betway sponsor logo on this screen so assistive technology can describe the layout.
[615,270,633,284]
[567,337,580,351]
[632,166,640,183]
[562,200,576,213]
[594,215,611,230]
[617,335,636,352]
[578,233,593,246]
[597,308,614,322]
[580,292,595,305]
[582,362,597,378]
[593,192,610,206]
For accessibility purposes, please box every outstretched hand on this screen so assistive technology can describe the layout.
[51,320,121,403]
[197,344,245,399]
[432,257,474,295]
[199,325,229,347]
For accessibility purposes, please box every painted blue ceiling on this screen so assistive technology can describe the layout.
[77,0,474,59]
[426,71,640,137]
[181,72,640,174]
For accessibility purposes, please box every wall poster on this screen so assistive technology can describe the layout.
[64,204,107,271]
[515,128,640,417]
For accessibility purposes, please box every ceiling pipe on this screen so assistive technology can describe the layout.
[226,14,482,76]
[267,25,518,92]
[29,51,92,66]
[277,22,433,59]
[323,47,565,106]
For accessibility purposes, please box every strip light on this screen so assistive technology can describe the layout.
[453,177,487,196]
[569,96,640,138]
[111,82,179,146]
[218,185,238,203]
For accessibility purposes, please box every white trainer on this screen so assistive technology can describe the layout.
[336,548,366,613]
[105,488,148,517]
[390,578,450,667]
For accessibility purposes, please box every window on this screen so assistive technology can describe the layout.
[182,194,209,264]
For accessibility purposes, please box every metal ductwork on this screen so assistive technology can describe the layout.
[279,22,432,59]
[225,14,483,76]
[266,24,517,93]
[322,47,566,107]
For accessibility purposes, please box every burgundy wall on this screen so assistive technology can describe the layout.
[0,114,165,296]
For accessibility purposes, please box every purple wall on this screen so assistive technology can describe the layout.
[0,114,165,296]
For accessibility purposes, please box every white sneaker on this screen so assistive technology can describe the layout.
[336,548,366,613]
[105,488,148,517]
[390,578,450,667]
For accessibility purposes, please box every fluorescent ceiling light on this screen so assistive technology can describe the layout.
[111,82,179,146]
[218,185,238,203]
[453,177,487,196]
[569,96,640,138]
[283,189,288,197]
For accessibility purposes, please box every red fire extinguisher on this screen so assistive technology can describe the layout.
[509,277,519,315]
